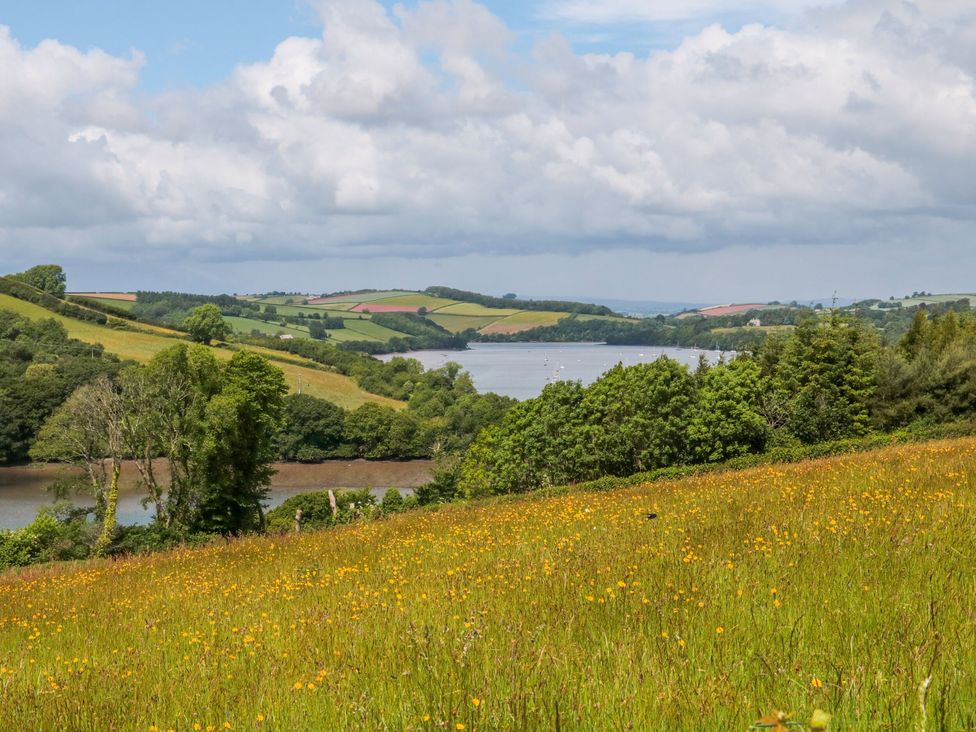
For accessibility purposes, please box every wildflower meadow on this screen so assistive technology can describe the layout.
[1,438,974,730]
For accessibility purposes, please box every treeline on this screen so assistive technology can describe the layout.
[132,291,242,328]
[848,298,971,343]
[425,286,615,316]
[0,273,112,327]
[454,311,976,498]
[0,311,121,463]
[276,364,513,461]
[472,314,767,350]
[247,335,465,400]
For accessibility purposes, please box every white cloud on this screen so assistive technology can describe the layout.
[538,0,840,24]
[0,0,975,283]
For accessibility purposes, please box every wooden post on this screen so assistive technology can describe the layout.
[328,490,337,516]
[294,508,303,533]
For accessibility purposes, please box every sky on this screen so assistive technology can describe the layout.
[0,0,974,302]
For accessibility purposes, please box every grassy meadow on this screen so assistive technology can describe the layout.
[1,439,974,730]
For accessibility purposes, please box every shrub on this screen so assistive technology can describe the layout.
[0,511,78,569]
[380,488,404,514]
[266,489,379,533]
[108,525,215,557]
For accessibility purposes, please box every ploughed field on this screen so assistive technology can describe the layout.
[1,440,975,730]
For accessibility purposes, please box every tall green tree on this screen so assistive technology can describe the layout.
[275,393,345,461]
[30,375,126,556]
[183,304,230,345]
[581,358,696,476]
[768,314,877,443]
[193,351,286,534]
[458,380,590,497]
[9,265,67,298]
[688,359,769,462]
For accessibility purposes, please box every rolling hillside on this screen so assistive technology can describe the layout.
[235,290,632,341]
[1,438,974,728]
[0,293,401,410]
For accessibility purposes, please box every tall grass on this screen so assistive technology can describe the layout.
[1,439,974,730]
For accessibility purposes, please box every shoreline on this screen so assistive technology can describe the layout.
[0,459,434,493]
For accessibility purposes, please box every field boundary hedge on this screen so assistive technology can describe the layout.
[0,276,108,325]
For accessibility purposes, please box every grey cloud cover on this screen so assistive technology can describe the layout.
[0,0,974,296]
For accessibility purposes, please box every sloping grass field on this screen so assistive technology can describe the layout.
[426,314,500,333]
[222,316,306,338]
[2,439,974,729]
[479,310,568,334]
[0,295,399,411]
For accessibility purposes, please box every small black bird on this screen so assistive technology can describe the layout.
[646,513,658,520]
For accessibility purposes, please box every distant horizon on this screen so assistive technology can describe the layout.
[56,277,972,315]
[2,1,974,301]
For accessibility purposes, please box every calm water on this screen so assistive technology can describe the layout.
[0,484,413,531]
[1,343,721,530]
[380,342,726,400]
[0,463,426,531]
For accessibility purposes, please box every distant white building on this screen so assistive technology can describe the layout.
[278,334,295,340]
[747,318,762,327]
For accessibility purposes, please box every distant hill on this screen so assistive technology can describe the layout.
[1,279,400,410]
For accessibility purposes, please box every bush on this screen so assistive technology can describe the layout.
[266,489,379,533]
[380,488,404,514]
[0,507,92,569]
[108,525,214,557]
[267,492,337,532]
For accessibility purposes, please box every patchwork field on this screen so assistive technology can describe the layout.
[1,439,974,729]
[0,294,400,410]
[77,289,636,346]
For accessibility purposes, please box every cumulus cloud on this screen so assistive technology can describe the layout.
[0,0,974,270]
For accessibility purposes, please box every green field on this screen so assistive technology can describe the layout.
[323,328,372,343]
[250,302,358,317]
[223,316,307,337]
[79,297,136,312]
[426,313,499,333]
[479,310,568,334]
[311,290,414,304]
[366,293,454,310]
[871,293,976,310]
[433,302,520,317]
[2,439,974,728]
[0,294,400,410]
[342,319,411,341]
